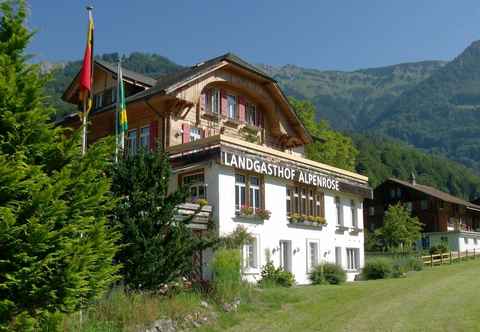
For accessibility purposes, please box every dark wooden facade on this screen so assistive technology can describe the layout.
[364,178,480,234]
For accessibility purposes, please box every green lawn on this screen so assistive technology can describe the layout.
[203,260,480,332]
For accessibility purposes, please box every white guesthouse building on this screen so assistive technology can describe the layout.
[62,53,373,283]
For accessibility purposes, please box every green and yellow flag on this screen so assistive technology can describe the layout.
[116,62,128,152]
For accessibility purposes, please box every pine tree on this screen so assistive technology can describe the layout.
[111,147,215,290]
[0,1,119,330]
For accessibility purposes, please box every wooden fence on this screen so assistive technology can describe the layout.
[422,250,479,267]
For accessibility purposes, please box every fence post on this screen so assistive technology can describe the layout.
[474,248,476,259]
[441,253,444,265]
[466,249,468,261]
[430,254,433,267]
[449,251,452,264]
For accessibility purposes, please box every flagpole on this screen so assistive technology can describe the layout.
[82,98,87,155]
[115,61,120,162]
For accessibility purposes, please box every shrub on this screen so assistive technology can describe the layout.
[211,248,242,303]
[392,256,423,277]
[429,244,448,255]
[362,258,393,280]
[259,261,295,287]
[309,263,347,285]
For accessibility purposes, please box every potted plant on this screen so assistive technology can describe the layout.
[255,208,271,220]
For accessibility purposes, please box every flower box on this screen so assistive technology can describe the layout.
[235,206,271,220]
[288,214,327,227]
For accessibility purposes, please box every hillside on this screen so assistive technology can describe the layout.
[260,60,446,131]
[369,41,480,170]
[353,134,480,200]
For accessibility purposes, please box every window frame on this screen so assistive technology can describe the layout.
[351,200,358,228]
[336,196,343,226]
[246,102,257,126]
[346,248,360,271]
[227,94,237,119]
[306,239,320,272]
[127,128,138,155]
[189,127,202,142]
[235,172,264,213]
[207,88,220,114]
[180,170,206,202]
[286,184,325,218]
[139,126,150,149]
[243,234,260,272]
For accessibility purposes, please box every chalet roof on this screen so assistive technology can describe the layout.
[388,178,480,211]
[95,59,157,87]
[128,52,274,101]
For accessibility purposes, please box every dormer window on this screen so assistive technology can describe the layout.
[227,94,237,119]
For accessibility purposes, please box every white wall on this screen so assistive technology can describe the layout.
[209,163,365,284]
[424,232,480,253]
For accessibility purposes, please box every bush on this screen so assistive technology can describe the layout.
[392,256,423,277]
[429,244,448,255]
[259,261,295,287]
[211,248,242,303]
[309,263,347,285]
[362,258,393,280]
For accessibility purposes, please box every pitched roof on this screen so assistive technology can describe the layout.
[128,52,274,101]
[388,178,480,211]
[95,59,157,87]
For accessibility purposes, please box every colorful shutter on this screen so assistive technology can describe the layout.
[182,123,190,144]
[149,120,158,150]
[220,89,228,117]
[238,96,246,122]
[200,92,206,112]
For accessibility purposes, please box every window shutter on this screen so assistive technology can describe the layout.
[149,120,158,150]
[238,96,246,122]
[220,89,228,117]
[182,123,190,144]
[201,127,206,138]
[200,92,206,112]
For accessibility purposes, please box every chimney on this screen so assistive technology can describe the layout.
[410,172,416,186]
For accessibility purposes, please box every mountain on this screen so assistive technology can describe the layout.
[369,41,480,170]
[259,60,446,131]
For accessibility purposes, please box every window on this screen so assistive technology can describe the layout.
[368,206,375,216]
[235,174,246,212]
[346,248,360,270]
[139,126,150,149]
[127,129,137,155]
[243,235,259,270]
[227,94,237,119]
[280,240,292,272]
[301,188,307,214]
[286,185,324,218]
[336,197,343,226]
[93,93,103,109]
[307,240,320,271]
[182,171,206,202]
[286,188,291,214]
[390,189,396,199]
[396,188,402,198]
[189,127,202,142]
[405,202,413,213]
[236,173,263,213]
[249,176,261,210]
[246,103,257,126]
[207,89,220,114]
[351,200,358,228]
[464,237,469,244]
[420,199,428,210]
[335,247,342,266]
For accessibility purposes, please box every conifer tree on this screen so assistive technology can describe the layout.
[111,147,215,290]
[0,1,119,330]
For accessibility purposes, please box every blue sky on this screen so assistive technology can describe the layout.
[27,0,480,70]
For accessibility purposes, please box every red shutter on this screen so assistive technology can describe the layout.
[149,120,158,150]
[200,92,206,112]
[182,123,190,144]
[220,89,228,117]
[238,96,246,122]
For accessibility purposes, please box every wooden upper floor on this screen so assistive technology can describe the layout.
[61,53,311,155]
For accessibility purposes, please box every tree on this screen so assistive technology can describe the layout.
[111,147,215,290]
[374,203,423,251]
[0,1,119,330]
[289,97,358,171]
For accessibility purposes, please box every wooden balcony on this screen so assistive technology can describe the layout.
[175,202,213,230]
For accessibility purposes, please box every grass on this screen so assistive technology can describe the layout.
[62,260,480,331]
[200,259,480,332]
